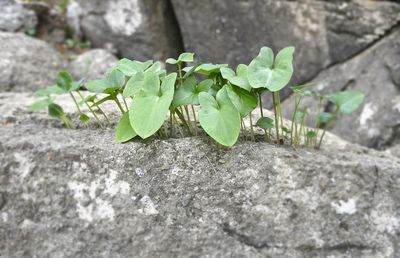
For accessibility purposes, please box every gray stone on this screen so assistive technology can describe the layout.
[0,0,37,33]
[282,28,400,150]
[0,32,64,92]
[66,0,182,61]
[68,49,118,81]
[0,92,399,257]
[171,0,400,85]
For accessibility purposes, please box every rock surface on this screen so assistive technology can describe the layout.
[171,0,400,85]
[68,49,118,81]
[1,92,399,257]
[283,28,400,150]
[0,0,37,33]
[67,0,182,61]
[0,32,64,92]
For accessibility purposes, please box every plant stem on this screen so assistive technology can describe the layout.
[169,110,174,137]
[249,112,255,142]
[175,108,193,136]
[241,118,247,141]
[277,91,284,131]
[69,92,82,114]
[172,113,185,137]
[290,95,302,145]
[258,93,268,141]
[184,105,193,133]
[113,97,125,114]
[272,92,280,142]
[76,91,104,129]
[191,104,198,136]
[60,114,74,129]
[317,108,339,149]
[96,106,112,126]
[314,96,323,146]
[122,95,129,111]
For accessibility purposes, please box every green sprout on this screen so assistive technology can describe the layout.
[29,47,365,149]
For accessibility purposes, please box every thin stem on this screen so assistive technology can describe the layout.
[172,113,185,137]
[170,110,174,137]
[184,105,193,133]
[241,117,247,141]
[258,93,268,141]
[69,92,82,114]
[317,108,339,149]
[96,106,112,126]
[290,95,302,145]
[60,114,74,129]
[191,104,198,136]
[77,90,104,129]
[122,95,129,111]
[249,112,255,142]
[277,91,284,131]
[314,97,323,146]
[272,92,280,142]
[175,108,193,136]
[114,97,125,114]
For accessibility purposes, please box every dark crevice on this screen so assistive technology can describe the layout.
[371,165,379,200]
[221,224,271,250]
[296,242,372,252]
[165,0,185,56]
[303,21,400,87]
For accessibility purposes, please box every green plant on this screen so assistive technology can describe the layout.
[29,47,365,149]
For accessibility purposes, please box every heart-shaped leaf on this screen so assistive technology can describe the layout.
[56,71,73,92]
[172,76,213,107]
[248,47,294,92]
[327,90,364,114]
[318,112,334,124]
[85,70,125,94]
[48,103,64,118]
[226,84,257,117]
[28,98,53,112]
[221,65,252,91]
[256,117,274,129]
[130,73,177,139]
[199,86,240,147]
[79,114,90,123]
[116,112,137,143]
[125,70,159,98]
[178,52,194,63]
[116,58,153,76]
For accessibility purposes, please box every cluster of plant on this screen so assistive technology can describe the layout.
[28,46,364,148]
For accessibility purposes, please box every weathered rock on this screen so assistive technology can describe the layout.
[0,32,64,92]
[171,0,400,85]
[283,28,400,150]
[68,49,118,81]
[0,92,399,257]
[66,0,182,61]
[0,0,37,33]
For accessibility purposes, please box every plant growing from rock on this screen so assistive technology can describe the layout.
[29,47,365,148]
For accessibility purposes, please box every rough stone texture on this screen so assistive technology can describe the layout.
[68,49,118,81]
[283,28,400,150]
[0,0,37,33]
[1,92,399,257]
[171,0,400,85]
[66,0,182,61]
[0,32,64,92]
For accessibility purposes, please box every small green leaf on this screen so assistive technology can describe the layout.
[256,117,274,129]
[318,112,334,124]
[85,70,125,94]
[116,112,137,143]
[56,71,73,92]
[71,79,83,91]
[194,63,228,76]
[327,90,365,114]
[166,58,178,64]
[306,130,317,139]
[198,86,241,147]
[91,95,114,107]
[33,85,66,98]
[248,46,295,91]
[48,103,64,118]
[123,72,145,98]
[178,52,194,63]
[79,114,90,123]
[226,84,257,117]
[291,83,317,93]
[116,58,153,76]
[27,98,53,112]
[221,65,251,91]
[172,77,213,107]
[130,73,177,139]
[107,69,125,88]
[282,126,291,134]
[85,79,108,93]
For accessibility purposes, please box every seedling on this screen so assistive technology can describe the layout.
[29,47,365,149]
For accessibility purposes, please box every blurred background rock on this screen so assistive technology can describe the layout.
[1,0,400,153]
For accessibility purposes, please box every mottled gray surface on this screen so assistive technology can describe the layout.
[171,0,400,86]
[66,0,182,61]
[69,49,118,81]
[283,28,400,150]
[0,32,64,92]
[0,0,37,33]
[0,92,399,257]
